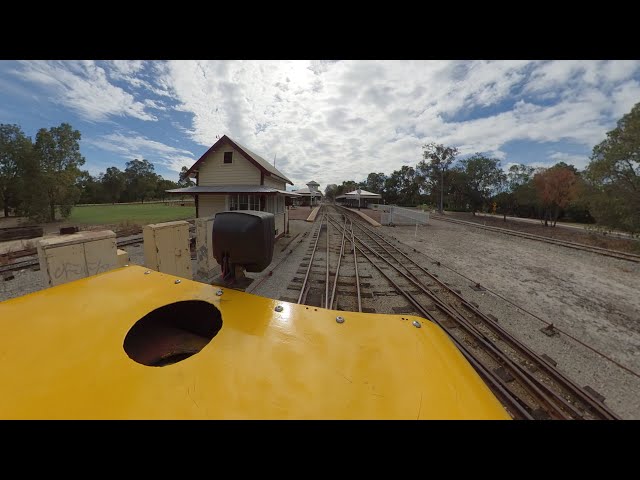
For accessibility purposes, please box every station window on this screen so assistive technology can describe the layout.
[223,152,233,164]
[266,196,275,213]
[228,194,261,211]
[265,196,284,214]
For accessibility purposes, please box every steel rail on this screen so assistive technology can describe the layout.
[345,219,579,419]
[348,212,620,419]
[325,215,330,309]
[339,220,574,419]
[329,217,347,310]
[326,215,531,419]
[432,216,640,263]
[351,219,362,313]
[406,248,640,380]
[297,210,325,305]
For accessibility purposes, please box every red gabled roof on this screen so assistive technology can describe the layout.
[185,135,293,185]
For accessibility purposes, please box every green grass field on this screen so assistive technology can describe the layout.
[69,203,196,226]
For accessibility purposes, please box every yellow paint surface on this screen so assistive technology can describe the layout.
[0,265,510,419]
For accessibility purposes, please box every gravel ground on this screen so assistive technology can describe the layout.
[383,220,640,419]
[254,208,640,418]
[443,211,640,253]
[0,264,45,300]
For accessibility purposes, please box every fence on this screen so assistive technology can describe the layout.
[74,199,195,207]
[380,206,429,226]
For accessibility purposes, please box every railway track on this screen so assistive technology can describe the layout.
[1,224,199,275]
[431,215,640,263]
[317,204,620,420]
[295,210,368,311]
[1,234,167,275]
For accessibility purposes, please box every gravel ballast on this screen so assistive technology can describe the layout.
[253,211,640,418]
[383,220,640,419]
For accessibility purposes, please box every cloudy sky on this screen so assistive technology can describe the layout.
[1,60,639,190]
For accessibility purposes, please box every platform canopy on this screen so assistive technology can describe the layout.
[292,186,323,197]
[336,189,382,200]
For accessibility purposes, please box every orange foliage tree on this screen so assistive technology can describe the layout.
[533,166,577,226]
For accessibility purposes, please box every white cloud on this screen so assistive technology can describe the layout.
[143,98,168,111]
[525,60,640,99]
[149,60,640,187]
[14,60,157,122]
[110,60,145,77]
[524,60,587,93]
[610,80,640,119]
[547,151,589,170]
[600,60,640,83]
[8,60,640,188]
[434,97,609,155]
[106,60,152,90]
[85,132,194,173]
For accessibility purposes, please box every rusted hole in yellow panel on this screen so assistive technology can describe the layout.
[123,301,222,367]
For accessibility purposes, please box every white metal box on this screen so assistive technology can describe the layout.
[195,216,216,280]
[116,249,130,267]
[37,230,118,287]
[143,221,192,279]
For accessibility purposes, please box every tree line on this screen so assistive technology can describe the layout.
[325,102,640,234]
[0,122,194,222]
[3,101,638,233]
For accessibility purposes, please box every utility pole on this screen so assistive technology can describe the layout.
[440,163,444,214]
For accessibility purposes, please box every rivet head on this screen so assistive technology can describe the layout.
[174,279,181,284]
[216,289,223,296]
[336,316,345,324]
[144,270,151,275]
[275,305,284,312]
[412,320,421,328]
